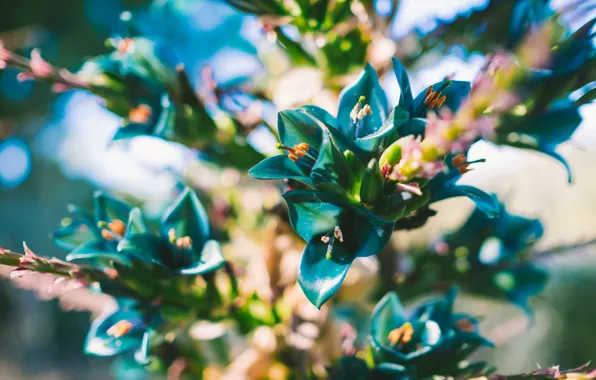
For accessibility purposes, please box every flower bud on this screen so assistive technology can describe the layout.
[379,140,402,169]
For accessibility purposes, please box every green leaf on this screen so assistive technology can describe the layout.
[392,58,413,112]
[249,155,314,187]
[337,64,389,139]
[298,238,356,308]
[85,307,145,357]
[283,190,344,242]
[278,109,324,151]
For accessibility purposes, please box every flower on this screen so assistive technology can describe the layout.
[370,288,492,378]
[53,188,225,276]
[283,190,394,308]
[85,298,157,364]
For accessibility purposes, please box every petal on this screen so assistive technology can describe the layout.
[431,182,499,219]
[354,106,409,152]
[337,63,389,139]
[278,109,324,150]
[311,130,352,187]
[298,238,356,308]
[350,205,395,257]
[117,234,171,267]
[134,331,151,365]
[248,155,313,186]
[371,292,407,347]
[66,240,131,266]
[179,240,225,275]
[126,208,148,236]
[282,190,344,242]
[392,58,413,112]
[94,191,134,225]
[161,188,210,249]
[52,219,97,251]
[85,307,145,357]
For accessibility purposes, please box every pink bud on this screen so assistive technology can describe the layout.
[30,48,53,78]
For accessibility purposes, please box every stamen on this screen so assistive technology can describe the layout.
[168,228,177,243]
[101,229,115,241]
[108,219,125,237]
[288,153,299,162]
[321,236,330,244]
[455,317,475,333]
[107,320,133,339]
[333,226,344,243]
[128,104,152,124]
[175,236,193,249]
[388,322,414,345]
[436,95,447,107]
[425,85,433,98]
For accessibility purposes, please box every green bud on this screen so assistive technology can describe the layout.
[360,159,384,204]
[379,140,402,169]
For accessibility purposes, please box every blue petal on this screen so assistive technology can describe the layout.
[371,292,407,347]
[354,106,409,152]
[161,188,210,252]
[283,190,344,242]
[52,219,97,251]
[249,155,313,187]
[85,307,145,357]
[278,109,324,150]
[66,240,132,266]
[392,58,413,112]
[337,63,389,139]
[311,130,352,187]
[298,238,356,308]
[94,191,134,225]
[179,240,226,275]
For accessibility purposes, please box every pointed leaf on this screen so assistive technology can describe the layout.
[52,220,97,251]
[94,191,133,225]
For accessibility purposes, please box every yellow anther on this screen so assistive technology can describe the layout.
[128,104,153,124]
[117,38,134,53]
[107,320,133,338]
[288,153,299,162]
[108,219,126,237]
[436,95,447,107]
[333,226,344,243]
[425,85,434,98]
[321,236,330,244]
[168,228,177,243]
[101,229,115,241]
[175,236,193,249]
[424,91,438,105]
[295,149,306,158]
[388,322,414,345]
[296,143,310,151]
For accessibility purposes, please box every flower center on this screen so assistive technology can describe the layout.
[423,84,447,109]
[128,104,153,124]
[388,322,414,345]
[277,143,318,169]
[168,228,193,249]
[98,219,126,241]
[321,225,344,259]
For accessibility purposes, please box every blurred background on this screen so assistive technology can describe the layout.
[0,0,595,378]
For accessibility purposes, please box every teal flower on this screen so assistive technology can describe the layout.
[54,188,225,276]
[85,299,157,364]
[284,190,395,308]
[444,203,547,315]
[370,289,492,378]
